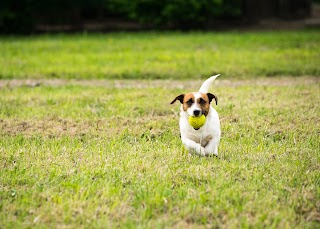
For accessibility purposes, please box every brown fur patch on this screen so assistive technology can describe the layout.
[182,93,195,111]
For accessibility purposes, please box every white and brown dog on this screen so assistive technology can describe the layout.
[171,75,221,156]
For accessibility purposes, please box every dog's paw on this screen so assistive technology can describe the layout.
[204,147,218,157]
[196,145,206,156]
[188,144,205,156]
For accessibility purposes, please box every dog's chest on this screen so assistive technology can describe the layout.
[187,133,213,147]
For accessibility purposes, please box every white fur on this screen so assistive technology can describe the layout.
[179,75,221,156]
[199,74,220,93]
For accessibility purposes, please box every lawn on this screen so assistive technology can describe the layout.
[0,31,319,228]
[0,30,319,79]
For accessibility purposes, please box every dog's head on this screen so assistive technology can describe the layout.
[170,92,217,117]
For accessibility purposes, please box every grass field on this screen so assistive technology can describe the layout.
[0,30,320,80]
[0,31,320,228]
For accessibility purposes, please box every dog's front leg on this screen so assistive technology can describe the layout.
[181,136,205,156]
[203,136,219,156]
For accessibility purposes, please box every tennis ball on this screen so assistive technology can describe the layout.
[188,114,206,129]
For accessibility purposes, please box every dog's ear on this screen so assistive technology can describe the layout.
[207,93,218,105]
[170,94,184,104]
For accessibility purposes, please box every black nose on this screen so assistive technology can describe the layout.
[193,110,200,116]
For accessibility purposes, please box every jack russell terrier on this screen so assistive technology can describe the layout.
[171,75,221,156]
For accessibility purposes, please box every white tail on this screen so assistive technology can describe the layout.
[198,74,220,93]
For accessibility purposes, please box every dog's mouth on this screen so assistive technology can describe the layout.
[191,110,207,117]
[188,114,206,131]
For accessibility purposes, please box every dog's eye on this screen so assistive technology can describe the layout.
[199,98,206,105]
[186,99,193,106]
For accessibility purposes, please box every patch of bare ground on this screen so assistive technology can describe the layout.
[0,76,319,90]
[0,118,97,138]
[0,116,170,138]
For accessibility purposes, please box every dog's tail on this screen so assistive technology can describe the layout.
[198,74,220,93]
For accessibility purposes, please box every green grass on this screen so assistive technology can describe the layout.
[1,31,319,227]
[1,77,319,228]
[0,30,320,79]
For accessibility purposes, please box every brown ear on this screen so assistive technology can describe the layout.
[207,93,218,105]
[170,94,184,104]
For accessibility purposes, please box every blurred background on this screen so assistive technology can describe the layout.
[1,0,319,34]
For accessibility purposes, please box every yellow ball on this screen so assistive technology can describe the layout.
[188,114,206,129]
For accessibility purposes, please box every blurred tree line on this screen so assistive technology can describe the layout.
[0,0,312,34]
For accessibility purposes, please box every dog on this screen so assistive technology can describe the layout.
[170,75,221,156]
